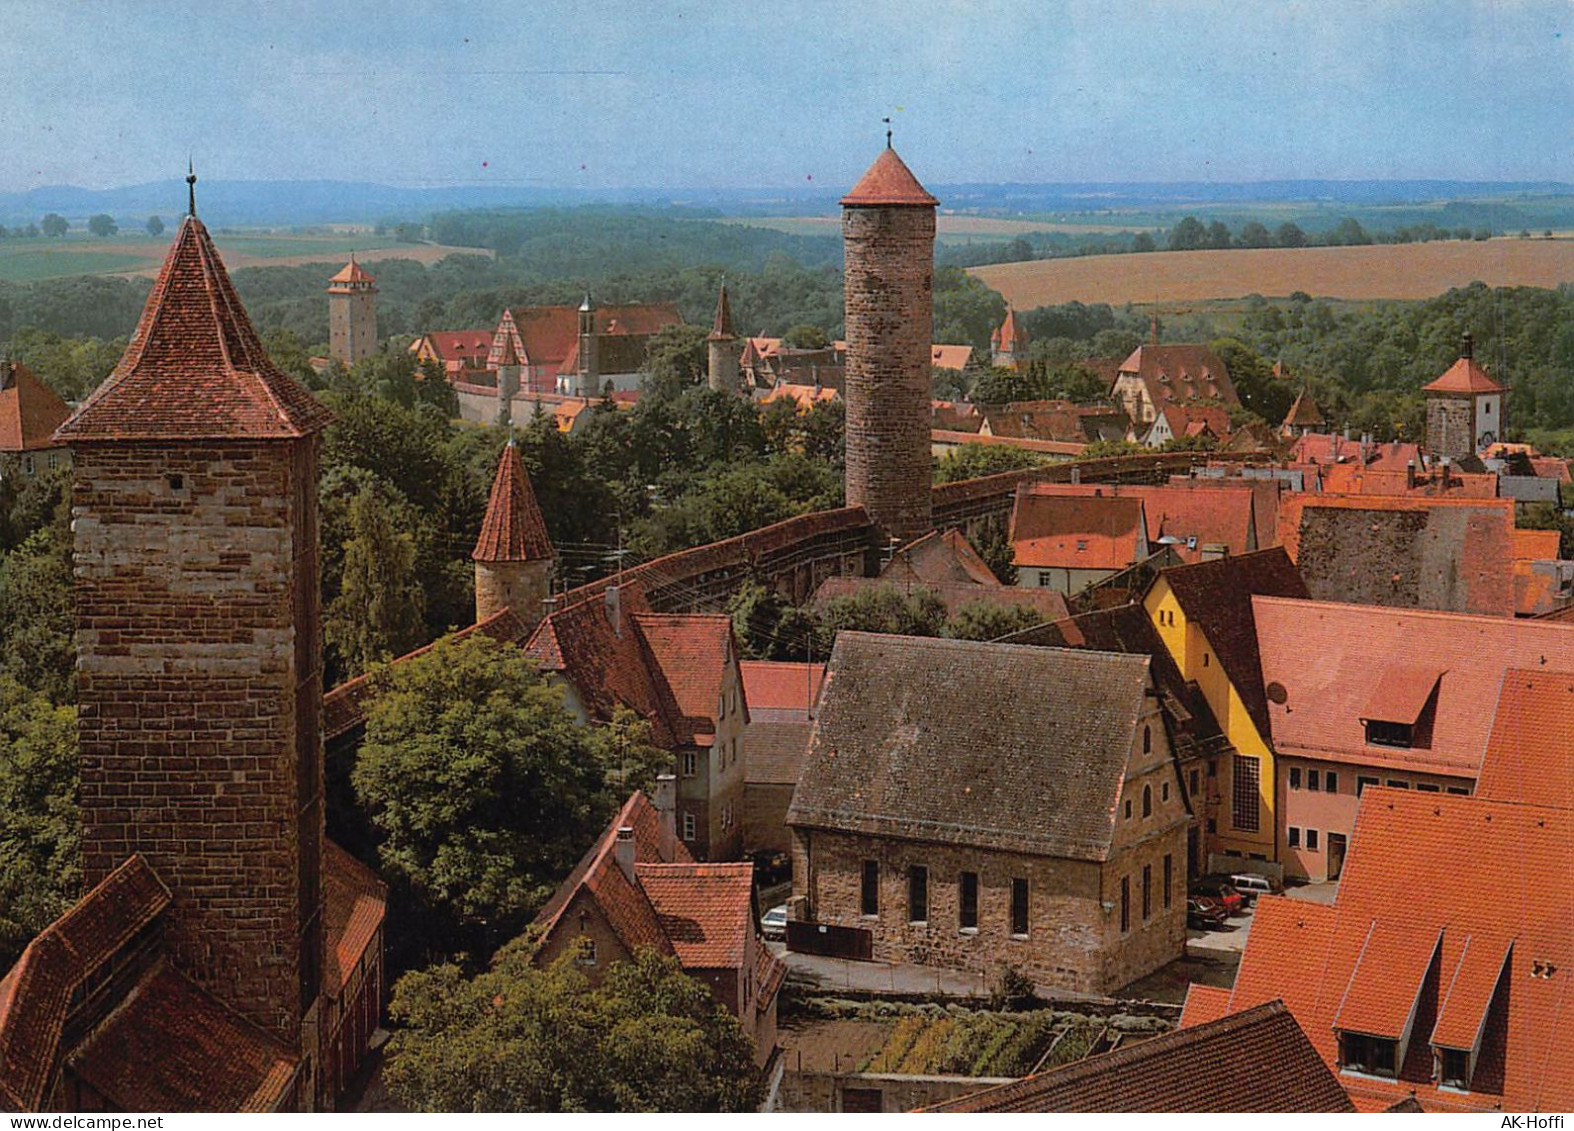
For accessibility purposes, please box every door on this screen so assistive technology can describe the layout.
[1326,833,1347,881]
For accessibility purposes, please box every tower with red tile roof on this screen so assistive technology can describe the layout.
[1424,331,1504,459]
[472,438,555,626]
[707,280,740,393]
[990,305,1028,371]
[326,255,377,368]
[842,143,938,544]
[53,199,334,1080]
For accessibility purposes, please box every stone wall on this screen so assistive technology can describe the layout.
[777,1070,1014,1113]
[474,558,551,628]
[843,204,936,543]
[72,439,325,1049]
[1427,394,1474,460]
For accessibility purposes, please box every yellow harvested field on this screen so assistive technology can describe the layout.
[970,238,1574,306]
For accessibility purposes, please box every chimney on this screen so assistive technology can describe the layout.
[605,584,622,637]
[1406,459,1417,489]
[654,773,677,861]
[614,825,636,880]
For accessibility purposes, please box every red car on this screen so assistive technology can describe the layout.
[1191,876,1246,916]
[1187,897,1231,930]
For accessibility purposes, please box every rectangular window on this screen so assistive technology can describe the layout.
[1189,769,1199,796]
[1325,771,1339,793]
[1446,786,1470,796]
[959,871,979,930]
[1289,766,1302,790]
[1341,1032,1398,1078]
[908,866,928,924]
[1232,755,1261,833]
[1120,875,1130,932]
[1010,878,1029,936]
[681,812,696,841]
[1366,720,1414,748]
[1308,769,1320,792]
[1142,864,1152,920]
[1439,1046,1470,1089]
[682,751,697,777]
[1357,776,1379,796]
[1386,779,1410,790]
[1288,826,1301,848]
[861,860,879,917]
[1163,854,1173,909]
[1307,829,1320,851]
[1417,782,1440,793]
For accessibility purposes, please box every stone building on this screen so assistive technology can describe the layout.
[989,306,1028,371]
[788,633,1188,994]
[842,145,937,544]
[707,281,741,393]
[532,787,785,1065]
[472,438,554,628]
[326,256,377,368]
[0,206,384,1111]
[0,356,72,485]
[1424,332,1505,459]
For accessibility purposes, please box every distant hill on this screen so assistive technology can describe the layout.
[4,177,1573,229]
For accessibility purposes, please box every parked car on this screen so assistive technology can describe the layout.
[1228,872,1281,899]
[752,850,791,887]
[1192,875,1247,915]
[760,904,789,941]
[1187,896,1231,930]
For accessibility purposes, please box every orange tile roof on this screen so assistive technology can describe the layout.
[840,146,938,207]
[740,660,825,714]
[1424,356,1503,395]
[56,217,333,442]
[1333,920,1442,1038]
[1021,482,1257,564]
[636,862,754,968]
[1221,789,1574,1112]
[0,360,71,453]
[1179,983,1233,1028]
[1009,492,1147,570]
[472,440,554,563]
[1361,663,1445,725]
[931,344,973,369]
[881,527,999,587]
[1254,596,1574,777]
[1282,390,1324,428]
[411,330,494,366]
[323,840,386,998]
[491,303,682,376]
[328,256,375,285]
[632,612,736,745]
[1512,528,1562,561]
[1289,432,1421,471]
[1476,667,1574,809]
[1321,462,1498,498]
[762,382,839,410]
[990,307,1027,353]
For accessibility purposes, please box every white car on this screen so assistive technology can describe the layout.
[761,904,789,940]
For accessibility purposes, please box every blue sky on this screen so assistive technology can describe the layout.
[1,0,1569,191]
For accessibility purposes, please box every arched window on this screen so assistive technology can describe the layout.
[1142,785,1153,818]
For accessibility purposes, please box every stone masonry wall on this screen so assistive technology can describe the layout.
[1427,394,1474,460]
[474,559,551,628]
[72,439,323,1049]
[843,204,936,544]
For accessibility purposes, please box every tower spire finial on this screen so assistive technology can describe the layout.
[186,157,197,218]
[883,117,892,148]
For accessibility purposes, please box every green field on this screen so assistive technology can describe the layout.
[0,242,152,282]
[0,230,409,283]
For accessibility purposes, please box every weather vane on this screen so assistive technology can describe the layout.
[883,117,892,148]
[186,157,197,217]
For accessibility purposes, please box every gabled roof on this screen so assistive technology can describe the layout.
[930,344,973,370]
[632,612,737,746]
[1476,667,1574,809]
[741,660,825,786]
[323,841,387,998]
[1253,596,1574,777]
[55,217,333,442]
[1016,482,1257,565]
[1009,492,1147,570]
[788,633,1153,861]
[1282,389,1325,428]
[1221,790,1574,1112]
[411,330,494,365]
[1157,548,1309,739]
[739,660,825,716]
[1289,432,1423,471]
[880,527,998,587]
[991,307,1027,352]
[1115,344,1239,408]
[840,146,938,207]
[927,1001,1355,1113]
[0,359,71,452]
[635,862,754,968]
[472,441,554,563]
[1179,983,1233,1028]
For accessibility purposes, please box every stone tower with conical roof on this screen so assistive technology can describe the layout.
[327,255,377,367]
[473,439,555,626]
[1424,331,1505,458]
[54,188,334,1089]
[991,305,1028,371]
[707,281,741,393]
[842,144,938,543]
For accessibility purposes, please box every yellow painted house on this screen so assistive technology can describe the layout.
[1142,549,1310,867]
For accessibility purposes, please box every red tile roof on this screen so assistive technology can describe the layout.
[1179,983,1233,1028]
[491,303,682,376]
[740,660,825,715]
[1010,492,1146,570]
[323,840,386,998]
[327,256,375,286]
[67,961,297,1112]
[709,282,736,341]
[881,527,999,587]
[1221,790,1574,1112]
[55,217,333,442]
[930,344,973,370]
[1511,528,1561,561]
[472,440,554,563]
[1321,462,1499,498]
[636,862,754,968]
[1254,596,1574,777]
[1476,667,1574,809]
[632,612,736,746]
[1289,432,1421,471]
[1332,920,1442,1038]
[840,146,938,207]
[1019,482,1257,564]
[1282,390,1324,428]
[741,660,825,786]
[1361,663,1445,725]
[0,360,71,452]
[1425,356,1504,395]
[414,330,494,365]
[990,307,1027,353]
[927,1001,1355,1113]
[1116,344,1239,408]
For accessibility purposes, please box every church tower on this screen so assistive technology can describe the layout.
[1424,331,1505,459]
[574,293,600,397]
[55,186,335,1075]
[707,281,741,393]
[842,143,938,543]
[327,255,377,367]
[473,438,555,627]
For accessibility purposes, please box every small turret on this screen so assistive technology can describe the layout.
[473,439,555,626]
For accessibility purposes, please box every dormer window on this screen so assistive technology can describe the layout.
[1340,1032,1398,1077]
[1437,1046,1470,1089]
[1366,720,1413,748]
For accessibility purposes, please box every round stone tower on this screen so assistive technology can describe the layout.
[842,145,937,543]
[707,280,741,393]
[473,438,555,627]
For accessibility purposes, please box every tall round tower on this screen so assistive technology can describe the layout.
[707,280,741,393]
[842,144,937,543]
